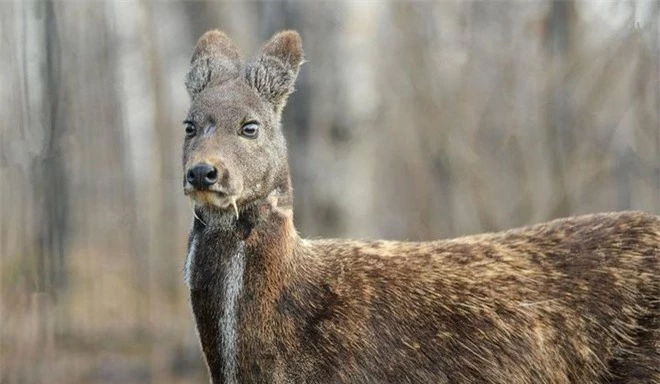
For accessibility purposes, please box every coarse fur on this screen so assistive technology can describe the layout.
[181,30,660,384]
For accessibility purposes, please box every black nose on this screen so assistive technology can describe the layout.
[186,163,218,190]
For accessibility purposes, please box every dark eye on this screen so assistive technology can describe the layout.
[184,121,196,138]
[240,122,259,139]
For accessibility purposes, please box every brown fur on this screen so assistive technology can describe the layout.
[182,30,660,384]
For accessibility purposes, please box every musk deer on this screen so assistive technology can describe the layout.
[181,30,660,384]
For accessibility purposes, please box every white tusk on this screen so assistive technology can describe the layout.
[231,197,239,220]
[189,199,206,226]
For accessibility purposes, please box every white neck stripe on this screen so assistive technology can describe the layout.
[184,234,197,289]
[222,241,245,384]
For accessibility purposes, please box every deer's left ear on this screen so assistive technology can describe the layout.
[245,30,304,113]
[186,30,241,99]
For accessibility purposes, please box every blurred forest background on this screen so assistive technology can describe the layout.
[1,1,659,383]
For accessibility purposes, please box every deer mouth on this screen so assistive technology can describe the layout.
[185,188,239,210]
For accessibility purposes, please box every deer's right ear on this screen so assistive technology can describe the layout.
[186,30,241,99]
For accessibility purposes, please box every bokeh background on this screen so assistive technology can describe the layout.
[1,1,659,383]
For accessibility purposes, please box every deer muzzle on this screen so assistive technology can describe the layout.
[184,161,242,209]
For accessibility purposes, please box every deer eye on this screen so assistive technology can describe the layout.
[240,122,259,139]
[184,121,196,138]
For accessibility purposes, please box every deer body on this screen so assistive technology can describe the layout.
[182,30,660,383]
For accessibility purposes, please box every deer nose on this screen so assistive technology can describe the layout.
[187,163,218,190]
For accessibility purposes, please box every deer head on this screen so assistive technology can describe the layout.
[182,30,303,217]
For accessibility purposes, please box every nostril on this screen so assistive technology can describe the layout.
[205,167,218,184]
[186,169,196,184]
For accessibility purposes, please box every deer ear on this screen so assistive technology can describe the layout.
[186,30,241,99]
[245,30,304,113]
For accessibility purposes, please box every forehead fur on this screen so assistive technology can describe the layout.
[188,79,272,122]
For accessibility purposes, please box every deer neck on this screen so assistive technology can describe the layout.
[186,180,299,286]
